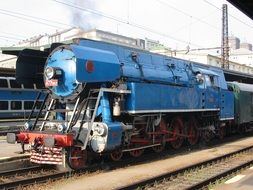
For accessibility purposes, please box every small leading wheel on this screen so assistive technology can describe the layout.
[187,117,199,145]
[110,149,123,161]
[67,147,87,170]
[169,117,184,149]
[129,149,144,157]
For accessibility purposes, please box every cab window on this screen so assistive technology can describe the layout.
[210,76,219,87]
[205,75,219,88]
[204,75,211,87]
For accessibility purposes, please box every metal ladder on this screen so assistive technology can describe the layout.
[39,97,81,131]
[79,87,131,149]
[37,89,101,133]
[77,89,102,149]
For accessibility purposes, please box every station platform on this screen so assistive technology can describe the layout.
[215,167,253,190]
[0,138,29,162]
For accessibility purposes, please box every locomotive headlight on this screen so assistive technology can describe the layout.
[44,67,55,80]
[93,124,106,136]
[57,124,66,133]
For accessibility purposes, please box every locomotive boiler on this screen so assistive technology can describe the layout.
[7,39,235,170]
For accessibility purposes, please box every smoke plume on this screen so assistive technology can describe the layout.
[70,0,100,31]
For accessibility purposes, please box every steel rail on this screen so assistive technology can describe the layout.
[0,170,68,190]
[1,135,251,189]
[187,159,253,189]
[0,165,43,177]
[116,145,253,190]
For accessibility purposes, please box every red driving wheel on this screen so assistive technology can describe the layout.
[169,117,184,149]
[187,117,199,145]
[129,149,144,157]
[67,147,87,170]
[110,149,123,161]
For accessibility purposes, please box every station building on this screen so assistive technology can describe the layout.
[1,28,253,76]
[174,51,253,75]
[0,28,153,68]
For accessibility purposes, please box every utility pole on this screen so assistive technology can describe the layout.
[221,4,229,69]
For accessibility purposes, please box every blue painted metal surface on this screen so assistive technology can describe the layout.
[126,82,202,111]
[0,88,45,118]
[45,39,234,121]
[100,93,112,123]
[72,45,121,83]
[125,82,234,119]
[220,89,234,120]
[47,40,230,92]
[105,122,123,150]
[46,48,78,98]
[0,89,43,100]
[77,39,228,89]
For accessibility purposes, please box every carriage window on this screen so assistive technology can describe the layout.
[36,83,44,89]
[0,79,8,88]
[0,101,8,110]
[23,83,34,89]
[24,101,34,110]
[10,80,22,88]
[11,101,22,110]
[36,101,43,110]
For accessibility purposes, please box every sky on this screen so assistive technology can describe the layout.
[0,0,253,50]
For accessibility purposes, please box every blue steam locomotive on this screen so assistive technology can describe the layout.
[6,39,253,170]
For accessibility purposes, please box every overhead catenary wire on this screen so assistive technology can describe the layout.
[0,30,27,38]
[0,1,251,49]
[0,35,23,46]
[0,8,74,28]
[51,0,203,48]
[155,0,220,32]
[0,35,23,41]
[0,33,25,43]
[0,37,17,43]
[0,10,65,29]
[0,7,78,42]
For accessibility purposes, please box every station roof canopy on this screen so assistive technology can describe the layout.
[0,39,74,56]
[228,0,253,20]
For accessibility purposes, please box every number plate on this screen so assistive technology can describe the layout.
[45,79,58,87]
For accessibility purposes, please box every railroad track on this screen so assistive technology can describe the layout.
[117,145,253,190]
[0,135,251,189]
[0,165,59,189]
[0,151,168,190]
[0,143,204,189]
